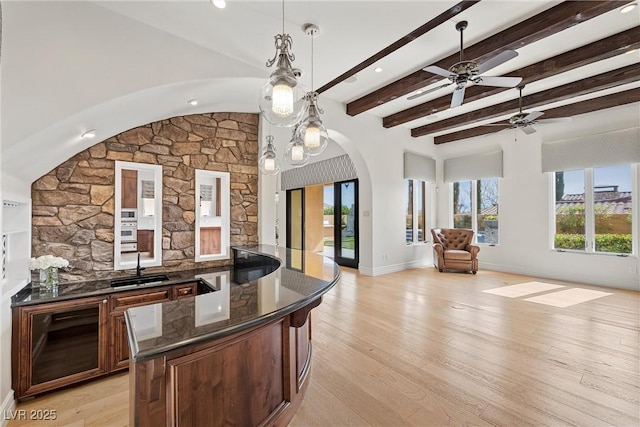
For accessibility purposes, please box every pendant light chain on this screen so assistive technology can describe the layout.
[311,34,314,91]
[281,0,285,35]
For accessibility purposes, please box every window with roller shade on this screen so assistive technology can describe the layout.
[445,151,502,245]
[404,153,434,245]
[544,128,638,255]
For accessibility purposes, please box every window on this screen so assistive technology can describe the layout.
[452,179,500,244]
[405,179,427,244]
[554,164,633,254]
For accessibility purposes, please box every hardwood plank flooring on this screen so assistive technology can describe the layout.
[7,267,639,426]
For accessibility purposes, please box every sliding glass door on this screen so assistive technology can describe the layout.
[286,180,358,269]
[334,180,358,268]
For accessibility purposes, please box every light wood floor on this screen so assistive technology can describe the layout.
[8,267,639,426]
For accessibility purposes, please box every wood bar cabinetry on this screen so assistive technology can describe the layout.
[12,296,109,400]
[130,299,321,427]
[108,287,171,372]
[12,281,205,399]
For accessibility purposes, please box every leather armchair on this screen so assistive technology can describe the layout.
[431,228,480,274]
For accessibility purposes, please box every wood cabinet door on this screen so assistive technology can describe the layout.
[108,287,171,371]
[121,169,138,208]
[200,227,222,256]
[13,297,109,399]
[137,230,154,256]
[110,313,130,371]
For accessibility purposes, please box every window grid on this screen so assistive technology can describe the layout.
[452,179,500,245]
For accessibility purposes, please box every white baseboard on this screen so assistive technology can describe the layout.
[360,259,431,277]
[360,260,638,290]
[479,261,640,291]
[0,390,16,427]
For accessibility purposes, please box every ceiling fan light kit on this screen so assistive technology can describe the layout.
[485,85,571,136]
[409,20,523,108]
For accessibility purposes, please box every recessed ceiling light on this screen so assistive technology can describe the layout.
[620,2,637,13]
[187,99,199,106]
[345,75,358,83]
[211,0,226,9]
[374,67,383,73]
[81,129,96,139]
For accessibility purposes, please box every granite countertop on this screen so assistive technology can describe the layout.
[10,264,234,307]
[125,245,340,362]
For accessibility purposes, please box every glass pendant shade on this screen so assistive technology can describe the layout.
[259,136,280,176]
[260,76,306,127]
[296,99,328,156]
[285,131,309,167]
[259,33,307,127]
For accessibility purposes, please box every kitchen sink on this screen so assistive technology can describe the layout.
[110,274,170,287]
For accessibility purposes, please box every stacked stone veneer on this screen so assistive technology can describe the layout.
[31,113,259,282]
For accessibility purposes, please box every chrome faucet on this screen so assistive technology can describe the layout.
[136,252,146,277]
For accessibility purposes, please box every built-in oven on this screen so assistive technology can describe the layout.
[121,220,138,253]
[120,210,138,252]
[121,222,137,242]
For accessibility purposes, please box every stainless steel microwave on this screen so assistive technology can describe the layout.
[121,209,137,220]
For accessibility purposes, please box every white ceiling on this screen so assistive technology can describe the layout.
[1,1,639,183]
[94,0,640,126]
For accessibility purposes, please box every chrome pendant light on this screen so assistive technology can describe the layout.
[259,0,307,127]
[258,135,281,175]
[284,126,309,167]
[296,24,329,156]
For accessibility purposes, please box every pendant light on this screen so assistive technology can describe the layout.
[259,0,307,127]
[259,135,281,175]
[285,126,309,167]
[296,24,329,156]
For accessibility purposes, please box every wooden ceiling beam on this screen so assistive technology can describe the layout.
[316,1,480,94]
[383,26,640,128]
[433,87,640,144]
[411,62,640,137]
[346,1,624,117]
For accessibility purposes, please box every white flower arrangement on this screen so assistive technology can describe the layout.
[30,255,70,270]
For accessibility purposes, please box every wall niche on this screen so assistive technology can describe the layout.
[31,113,259,282]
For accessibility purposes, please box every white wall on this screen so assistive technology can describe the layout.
[258,95,437,275]
[434,104,640,290]
[1,1,266,183]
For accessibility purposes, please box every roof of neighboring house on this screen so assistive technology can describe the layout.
[556,191,632,215]
[480,205,498,216]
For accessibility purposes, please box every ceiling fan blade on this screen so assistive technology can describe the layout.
[476,50,519,74]
[450,84,466,108]
[407,82,451,100]
[537,117,572,124]
[483,123,512,127]
[524,111,544,122]
[475,76,523,88]
[423,65,453,78]
[520,125,537,135]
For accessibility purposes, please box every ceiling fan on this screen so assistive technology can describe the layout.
[408,20,523,108]
[484,85,572,135]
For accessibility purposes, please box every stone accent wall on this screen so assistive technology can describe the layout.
[31,113,259,282]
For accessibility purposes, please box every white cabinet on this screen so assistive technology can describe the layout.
[2,199,31,297]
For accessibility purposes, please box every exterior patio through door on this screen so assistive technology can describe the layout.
[286,179,358,269]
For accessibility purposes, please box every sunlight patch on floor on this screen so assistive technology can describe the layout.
[524,288,613,307]
[482,281,565,298]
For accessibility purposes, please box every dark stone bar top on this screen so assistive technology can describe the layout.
[11,263,229,307]
[125,245,340,362]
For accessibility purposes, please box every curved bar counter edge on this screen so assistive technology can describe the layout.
[126,245,340,427]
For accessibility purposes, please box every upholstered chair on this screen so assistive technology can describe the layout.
[431,228,480,274]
